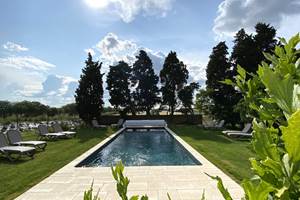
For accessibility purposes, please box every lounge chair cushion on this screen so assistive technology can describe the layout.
[13,141,46,146]
[227,132,252,137]
[0,146,35,153]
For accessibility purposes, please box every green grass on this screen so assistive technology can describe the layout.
[0,125,254,200]
[0,127,113,200]
[171,125,254,183]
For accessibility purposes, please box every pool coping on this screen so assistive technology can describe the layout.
[16,127,245,200]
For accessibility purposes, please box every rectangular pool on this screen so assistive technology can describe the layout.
[76,129,201,167]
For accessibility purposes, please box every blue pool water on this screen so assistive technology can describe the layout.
[77,130,201,167]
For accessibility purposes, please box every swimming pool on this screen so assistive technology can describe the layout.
[76,129,201,167]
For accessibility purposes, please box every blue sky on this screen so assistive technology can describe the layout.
[0,0,299,107]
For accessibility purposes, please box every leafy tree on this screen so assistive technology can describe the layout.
[195,89,213,115]
[206,42,240,125]
[0,101,12,118]
[106,61,132,116]
[178,82,199,115]
[160,51,188,115]
[75,53,104,124]
[60,103,77,115]
[132,50,160,115]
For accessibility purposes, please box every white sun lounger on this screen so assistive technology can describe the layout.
[0,133,35,161]
[204,120,225,129]
[227,132,252,137]
[7,130,47,151]
[52,123,76,137]
[222,123,252,135]
[37,124,66,140]
[91,120,107,128]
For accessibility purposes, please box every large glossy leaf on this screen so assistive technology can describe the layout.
[281,110,300,162]
[252,120,280,161]
[258,66,295,118]
[242,179,274,200]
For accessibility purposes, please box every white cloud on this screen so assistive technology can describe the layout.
[31,74,78,106]
[90,32,207,88]
[213,0,300,39]
[0,56,55,71]
[3,41,29,52]
[84,0,173,23]
[0,53,77,106]
[96,32,137,63]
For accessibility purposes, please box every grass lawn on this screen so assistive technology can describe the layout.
[0,125,254,200]
[171,125,254,183]
[0,127,113,200]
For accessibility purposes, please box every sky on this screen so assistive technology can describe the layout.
[0,0,299,107]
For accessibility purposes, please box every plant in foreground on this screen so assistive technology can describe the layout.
[219,33,300,199]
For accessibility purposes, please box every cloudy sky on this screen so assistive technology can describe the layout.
[0,0,299,107]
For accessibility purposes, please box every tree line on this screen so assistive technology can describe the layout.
[196,22,278,126]
[75,50,199,123]
[0,100,77,119]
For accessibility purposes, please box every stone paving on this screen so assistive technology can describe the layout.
[16,127,244,200]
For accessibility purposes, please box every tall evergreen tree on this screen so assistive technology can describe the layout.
[132,50,160,115]
[178,82,199,115]
[230,29,258,74]
[254,22,277,65]
[206,42,240,125]
[106,61,132,116]
[75,53,104,123]
[231,23,277,75]
[160,51,188,115]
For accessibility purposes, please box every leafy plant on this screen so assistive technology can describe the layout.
[218,34,300,199]
[111,161,148,200]
[83,181,101,200]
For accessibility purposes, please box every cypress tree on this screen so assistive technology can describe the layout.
[206,42,240,125]
[160,51,189,115]
[132,50,160,115]
[106,61,132,116]
[75,53,104,124]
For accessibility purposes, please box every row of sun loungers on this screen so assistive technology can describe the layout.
[0,123,76,161]
[200,119,252,138]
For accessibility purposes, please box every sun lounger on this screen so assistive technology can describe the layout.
[0,133,35,161]
[222,123,252,135]
[227,132,252,138]
[7,130,47,151]
[52,123,76,137]
[111,119,124,128]
[204,120,225,129]
[37,124,66,140]
[92,119,107,128]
